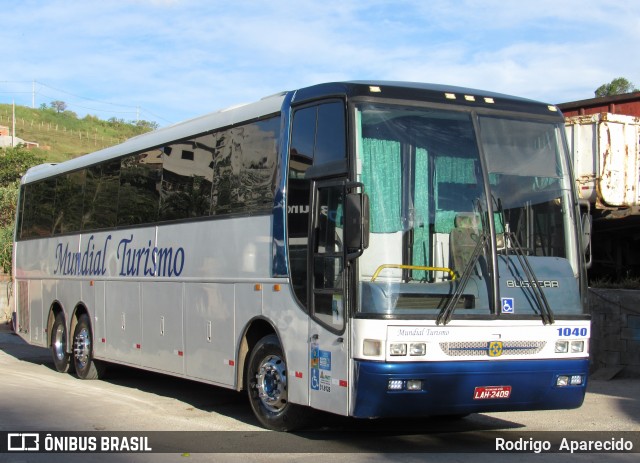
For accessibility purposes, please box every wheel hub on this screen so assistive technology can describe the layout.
[255,354,288,413]
[74,328,90,369]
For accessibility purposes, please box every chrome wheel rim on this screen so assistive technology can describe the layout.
[52,324,66,361]
[74,327,91,370]
[255,354,288,413]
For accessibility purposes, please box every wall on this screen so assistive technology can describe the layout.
[0,280,10,324]
[588,289,640,378]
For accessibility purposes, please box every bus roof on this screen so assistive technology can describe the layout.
[21,81,559,184]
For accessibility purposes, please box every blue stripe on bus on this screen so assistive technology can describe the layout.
[352,358,589,418]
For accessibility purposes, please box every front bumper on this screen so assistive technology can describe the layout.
[352,358,588,418]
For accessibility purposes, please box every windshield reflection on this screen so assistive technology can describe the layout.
[355,103,580,318]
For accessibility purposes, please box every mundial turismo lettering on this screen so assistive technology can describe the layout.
[54,235,110,276]
[53,234,185,278]
[117,235,185,277]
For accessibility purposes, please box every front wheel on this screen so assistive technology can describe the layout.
[246,334,308,431]
[73,314,106,380]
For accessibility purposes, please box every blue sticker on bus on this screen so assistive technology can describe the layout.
[311,368,320,390]
[319,350,331,370]
[501,298,514,314]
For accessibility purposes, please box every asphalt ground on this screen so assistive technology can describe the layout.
[0,321,638,462]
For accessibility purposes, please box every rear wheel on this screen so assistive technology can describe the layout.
[246,334,308,431]
[50,312,74,374]
[73,314,106,380]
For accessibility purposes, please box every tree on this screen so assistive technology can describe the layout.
[135,119,159,131]
[595,77,639,98]
[0,146,44,274]
[50,100,67,113]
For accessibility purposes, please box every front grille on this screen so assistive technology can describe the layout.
[440,341,546,357]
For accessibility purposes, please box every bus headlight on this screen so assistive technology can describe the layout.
[410,343,426,356]
[555,341,569,353]
[389,343,407,356]
[570,341,584,353]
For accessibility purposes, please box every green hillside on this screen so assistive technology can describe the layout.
[0,103,155,163]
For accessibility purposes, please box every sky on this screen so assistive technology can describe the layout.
[1,0,639,127]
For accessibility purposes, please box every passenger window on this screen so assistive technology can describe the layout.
[117,151,161,226]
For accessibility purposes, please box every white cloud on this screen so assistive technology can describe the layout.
[2,0,640,125]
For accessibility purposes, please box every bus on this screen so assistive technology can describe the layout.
[12,81,590,431]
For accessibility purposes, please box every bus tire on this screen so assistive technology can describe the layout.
[73,314,106,380]
[246,334,308,431]
[51,312,74,374]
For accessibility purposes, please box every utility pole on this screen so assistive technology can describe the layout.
[32,80,36,108]
[12,100,16,147]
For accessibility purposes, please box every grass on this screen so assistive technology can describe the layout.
[0,104,153,163]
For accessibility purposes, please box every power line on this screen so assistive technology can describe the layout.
[36,81,140,110]
[37,91,139,115]
[0,80,172,124]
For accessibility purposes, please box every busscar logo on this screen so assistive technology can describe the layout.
[8,433,39,451]
[507,279,559,288]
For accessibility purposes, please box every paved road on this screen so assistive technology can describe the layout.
[0,322,638,463]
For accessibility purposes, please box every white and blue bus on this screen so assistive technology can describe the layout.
[13,82,590,431]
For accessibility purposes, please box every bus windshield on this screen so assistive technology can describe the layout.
[355,102,581,318]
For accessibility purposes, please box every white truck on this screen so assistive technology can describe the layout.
[564,112,640,278]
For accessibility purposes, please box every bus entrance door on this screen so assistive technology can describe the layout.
[308,181,350,416]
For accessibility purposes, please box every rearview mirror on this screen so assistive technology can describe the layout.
[344,192,369,259]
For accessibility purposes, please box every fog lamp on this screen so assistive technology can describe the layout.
[388,380,403,391]
[556,375,569,387]
[406,380,423,391]
[570,375,583,385]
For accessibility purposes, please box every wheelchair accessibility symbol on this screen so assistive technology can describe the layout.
[501,297,514,314]
[311,368,320,390]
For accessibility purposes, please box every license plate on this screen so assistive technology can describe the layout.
[473,385,512,400]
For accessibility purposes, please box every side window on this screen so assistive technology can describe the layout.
[312,184,345,331]
[83,160,120,231]
[211,128,238,215]
[315,103,346,166]
[20,180,56,239]
[212,117,279,216]
[238,117,279,211]
[288,106,317,308]
[160,136,214,221]
[53,170,85,235]
[287,100,347,311]
[117,151,161,226]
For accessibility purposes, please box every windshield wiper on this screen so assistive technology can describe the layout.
[504,231,555,325]
[436,232,487,326]
[493,196,555,325]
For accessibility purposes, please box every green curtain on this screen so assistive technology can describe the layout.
[435,157,477,184]
[361,138,402,233]
[412,148,430,279]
